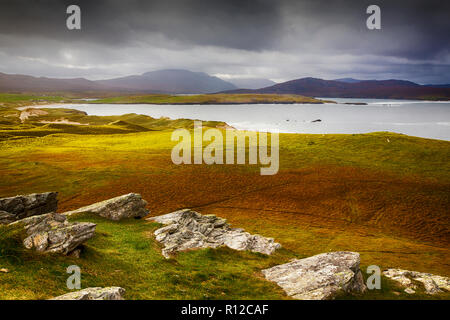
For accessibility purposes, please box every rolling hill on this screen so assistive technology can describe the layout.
[225,77,450,100]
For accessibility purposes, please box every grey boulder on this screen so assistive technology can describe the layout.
[262,251,367,300]
[51,287,125,300]
[383,268,450,295]
[0,192,58,224]
[19,212,96,255]
[149,209,281,258]
[63,193,149,221]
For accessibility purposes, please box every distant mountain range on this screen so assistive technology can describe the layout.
[0,72,112,93]
[0,69,239,94]
[225,77,450,100]
[0,70,278,94]
[1,70,449,100]
[97,69,237,94]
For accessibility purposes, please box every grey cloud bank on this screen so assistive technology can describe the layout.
[0,0,448,84]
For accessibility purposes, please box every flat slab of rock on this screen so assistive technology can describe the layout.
[0,192,58,224]
[64,193,149,221]
[262,252,366,300]
[383,268,450,295]
[50,287,125,300]
[149,209,281,258]
[18,212,96,255]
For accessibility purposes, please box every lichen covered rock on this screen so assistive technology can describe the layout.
[262,251,367,300]
[0,192,58,224]
[20,212,96,255]
[51,287,125,300]
[64,193,149,221]
[383,268,450,295]
[149,209,281,258]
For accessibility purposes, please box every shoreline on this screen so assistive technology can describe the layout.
[88,101,330,105]
[12,104,450,142]
[16,100,331,110]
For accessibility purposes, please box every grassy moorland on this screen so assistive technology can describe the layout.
[0,94,449,300]
[89,93,328,104]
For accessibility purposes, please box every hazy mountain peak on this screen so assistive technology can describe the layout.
[334,78,362,83]
[223,76,450,99]
[225,77,276,89]
[98,69,237,94]
[142,69,205,76]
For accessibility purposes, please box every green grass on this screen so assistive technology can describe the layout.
[2,213,447,300]
[0,130,448,300]
[0,213,291,300]
[279,132,450,180]
[0,93,67,104]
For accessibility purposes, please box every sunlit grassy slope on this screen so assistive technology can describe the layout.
[0,94,449,300]
[0,96,230,138]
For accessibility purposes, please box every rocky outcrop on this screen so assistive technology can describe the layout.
[0,211,16,224]
[383,268,450,295]
[50,287,125,300]
[149,209,281,258]
[64,193,149,221]
[262,252,367,300]
[18,212,96,255]
[0,192,58,224]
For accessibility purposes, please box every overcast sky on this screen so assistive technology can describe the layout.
[0,0,449,84]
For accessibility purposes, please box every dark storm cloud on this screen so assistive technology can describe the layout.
[0,0,283,50]
[0,0,448,83]
[277,0,450,60]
